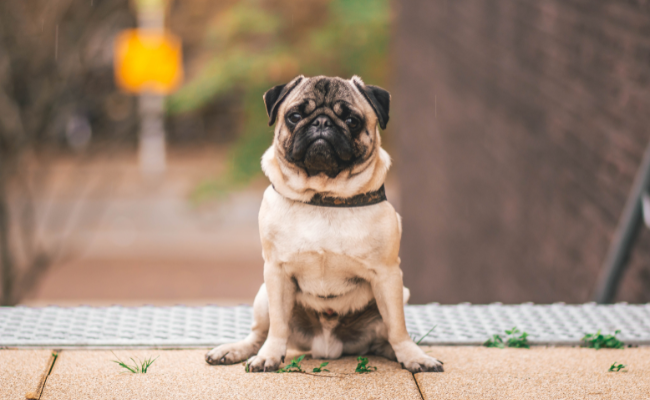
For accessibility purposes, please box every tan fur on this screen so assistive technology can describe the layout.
[206,76,443,373]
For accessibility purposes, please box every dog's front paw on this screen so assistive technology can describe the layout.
[245,338,287,372]
[246,354,283,372]
[206,341,258,365]
[400,355,443,373]
[394,341,444,373]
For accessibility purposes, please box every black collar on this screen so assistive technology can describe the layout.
[274,185,387,207]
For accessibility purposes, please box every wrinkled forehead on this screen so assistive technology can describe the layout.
[301,77,355,103]
[283,77,369,115]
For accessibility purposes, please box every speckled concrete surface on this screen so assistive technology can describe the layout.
[12,346,650,400]
[0,349,53,400]
[417,346,650,400]
[40,349,422,400]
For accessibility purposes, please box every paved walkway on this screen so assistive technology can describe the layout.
[3,347,649,400]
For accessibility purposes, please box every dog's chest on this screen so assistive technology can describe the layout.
[272,212,371,287]
[259,186,399,293]
[261,193,389,266]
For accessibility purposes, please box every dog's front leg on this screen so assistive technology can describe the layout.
[246,261,294,372]
[371,267,444,373]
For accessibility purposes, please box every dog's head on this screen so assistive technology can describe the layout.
[263,75,390,178]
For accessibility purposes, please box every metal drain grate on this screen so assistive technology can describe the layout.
[405,303,650,345]
[1,303,649,348]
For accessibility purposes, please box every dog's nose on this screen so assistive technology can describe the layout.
[311,115,332,128]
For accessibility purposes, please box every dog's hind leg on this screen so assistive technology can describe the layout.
[369,336,397,361]
[206,284,270,365]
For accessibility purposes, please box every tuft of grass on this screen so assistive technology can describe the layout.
[582,330,624,349]
[111,352,158,374]
[355,356,377,373]
[276,355,305,373]
[312,361,329,373]
[412,325,438,345]
[484,327,529,349]
[608,362,626,372]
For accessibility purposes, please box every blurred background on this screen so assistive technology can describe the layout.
[0,0,648,307]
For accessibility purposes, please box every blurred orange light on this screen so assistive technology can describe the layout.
[114,29,183,95]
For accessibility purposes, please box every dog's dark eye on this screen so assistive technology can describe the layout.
[345,117,360,129]
[287,113,302,124]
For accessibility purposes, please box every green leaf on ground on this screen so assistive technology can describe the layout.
[484,327,529,348]
[484,333,505,348]
[582,330,624,349]
[312,361,329,373]
[277,354,305,373]
[355,356,377,373]
[608,362,626,372]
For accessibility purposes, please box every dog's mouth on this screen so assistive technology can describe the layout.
[303,138,343,176]
[288,121,354,177]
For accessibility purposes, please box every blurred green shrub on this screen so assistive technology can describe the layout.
[167,0,390,202]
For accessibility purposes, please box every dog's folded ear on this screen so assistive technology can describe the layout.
[263,75,304,126]
[351,76,390,130]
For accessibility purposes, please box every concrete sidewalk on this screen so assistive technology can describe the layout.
[0,350,53,400]
[2,347,649,400]
[417,346,650,400]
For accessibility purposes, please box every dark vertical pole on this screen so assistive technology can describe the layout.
[0,170,15,305]
[593,139,650,303]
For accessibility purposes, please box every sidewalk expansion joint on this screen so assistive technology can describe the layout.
[26,350,59,400]
[412,372,425,400]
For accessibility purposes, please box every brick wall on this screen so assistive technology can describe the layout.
[394,0,650,304]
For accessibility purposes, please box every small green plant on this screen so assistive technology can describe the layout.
[505,327,530,348]
[582,330,624,349]
[484,327,529,349]
[484,333,505,348]
[245,356,334,376]
[412,325,438,345]
[355,356,377,373]
[312,361,329,373]
[111,352,158,374]
[608,362,626,372]
[276,354,305,373]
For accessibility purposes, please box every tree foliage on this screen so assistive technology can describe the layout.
[168,0,391,201]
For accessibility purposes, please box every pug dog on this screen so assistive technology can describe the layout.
[205,75,443,373]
